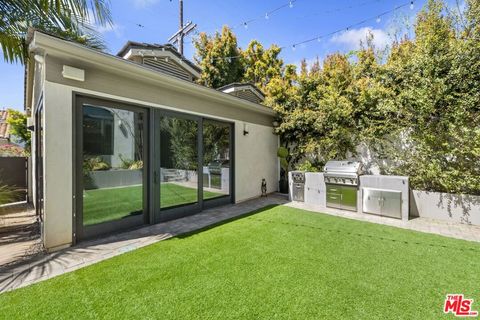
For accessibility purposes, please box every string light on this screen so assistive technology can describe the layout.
[286,1,414,50]
[231,0,299,30]
[410,1,414,9]
[134,0,415,65]
[376,16,381,23]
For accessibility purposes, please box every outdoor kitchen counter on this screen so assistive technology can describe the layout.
[289,172,409,221]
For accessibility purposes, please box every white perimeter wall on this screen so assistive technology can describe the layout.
[40,81,278,250]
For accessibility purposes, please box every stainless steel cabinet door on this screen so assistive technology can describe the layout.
[362,188,383,215]
[326,185,342,209]
[293,183,305,202]
[381,190,402,219]
[341,185,357,211]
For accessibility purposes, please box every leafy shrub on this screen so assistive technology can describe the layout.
[83,157,110,171]
[119,155,143,170]
[296,160,319,172]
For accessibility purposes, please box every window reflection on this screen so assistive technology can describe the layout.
[203,120,230,200]
[82,105,144,226]
[160,116,199,208]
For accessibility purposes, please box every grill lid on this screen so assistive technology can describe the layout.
[324,161,363,175]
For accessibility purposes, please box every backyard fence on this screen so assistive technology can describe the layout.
[0,156,27,202]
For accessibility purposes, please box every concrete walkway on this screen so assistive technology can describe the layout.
[0,206,42,267]
[287,201,480,243]
[0,195,288,293]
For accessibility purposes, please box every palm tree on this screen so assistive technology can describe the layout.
[0,0,112,64]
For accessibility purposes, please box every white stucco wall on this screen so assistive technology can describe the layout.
[43,81,73,250]
[39,80,277,250]
[234,122,278,202]
[410,190,480,226]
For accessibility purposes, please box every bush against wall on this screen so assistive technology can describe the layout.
[270,0,480,195]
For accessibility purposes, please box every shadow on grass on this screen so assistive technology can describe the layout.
[175,204,280,239]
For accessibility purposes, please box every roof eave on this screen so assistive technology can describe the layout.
[27,31,275,117]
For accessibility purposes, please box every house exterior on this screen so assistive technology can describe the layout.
[25,30,279,252]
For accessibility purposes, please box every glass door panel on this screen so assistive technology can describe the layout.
[159,115,199,209]
[81,102,146,232]
[202,120,231,201]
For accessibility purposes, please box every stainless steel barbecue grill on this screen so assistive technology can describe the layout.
[291,171,305,202]
[324,161,363,211]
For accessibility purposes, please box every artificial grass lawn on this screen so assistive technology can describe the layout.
[2,205,480,319]
[83,183,223,225]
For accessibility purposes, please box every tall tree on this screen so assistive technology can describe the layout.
[242,40,283,90]
[6,109,30,150]
[0,0,112,63]
[194,26,244,88]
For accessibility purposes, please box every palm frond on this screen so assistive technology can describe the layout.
[0,0,112,63]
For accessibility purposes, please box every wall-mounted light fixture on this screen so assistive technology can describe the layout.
[243,123,249,136]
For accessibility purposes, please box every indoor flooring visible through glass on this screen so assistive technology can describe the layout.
[83,183,223,226]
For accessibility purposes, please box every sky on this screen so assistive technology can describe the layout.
[0,0,462,111]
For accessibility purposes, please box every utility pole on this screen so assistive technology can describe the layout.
[168,0,196,55]
[179,0,183,54]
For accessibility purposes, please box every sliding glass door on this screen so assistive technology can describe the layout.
[154,111,233,221]
[74,96,234,240]
[75,96,148,239]
[202,119,232,205]
[159,113,200,210]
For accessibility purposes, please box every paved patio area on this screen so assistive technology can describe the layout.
[0,194,288,293]
[0,205,42,267]
[287,201,480,243]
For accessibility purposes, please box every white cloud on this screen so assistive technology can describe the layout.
[86,9,124,37]
[330,27,390,50]
[96,23,123,37]
[132,0,159,8]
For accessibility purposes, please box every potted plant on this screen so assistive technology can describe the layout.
[277,146,290,194]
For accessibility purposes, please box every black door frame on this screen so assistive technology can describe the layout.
[74,95,150,240]
[34,95,44,220]
[73,93,235,243]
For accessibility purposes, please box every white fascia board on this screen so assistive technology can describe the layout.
[29,32,275,117]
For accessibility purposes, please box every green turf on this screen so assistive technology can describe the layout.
[1,205,480,319]
[83,183,224,225]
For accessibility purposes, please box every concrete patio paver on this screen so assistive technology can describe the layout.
[0,206,42,267]
[287,201,480,243]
